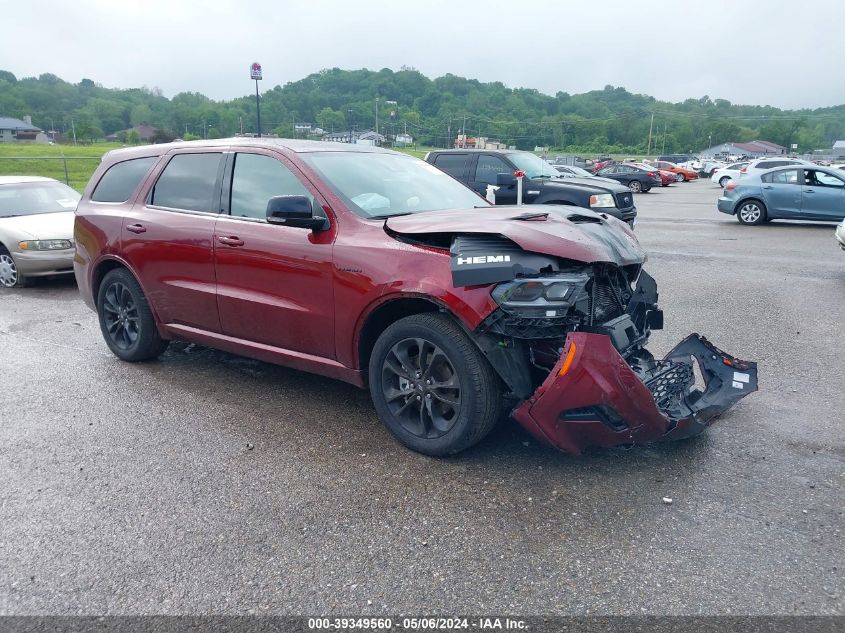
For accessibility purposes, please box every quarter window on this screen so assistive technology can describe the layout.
[149,153,223,212]
[91,156,158,203]
[475,155,511,185]
[230,153,314,219]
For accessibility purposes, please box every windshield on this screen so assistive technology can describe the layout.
[0,182,80,218]
[300,151,488,219]
[508,152,561,179]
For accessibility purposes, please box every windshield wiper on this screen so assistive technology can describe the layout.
[368,212,414,220]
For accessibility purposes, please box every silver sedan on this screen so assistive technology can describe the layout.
[0,176,79,288]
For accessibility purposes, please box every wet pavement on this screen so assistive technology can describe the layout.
[0,179,842,615]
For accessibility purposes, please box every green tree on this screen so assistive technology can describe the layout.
[127,129,141,144]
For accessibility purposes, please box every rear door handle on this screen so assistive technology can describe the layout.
[126,223,146,234]
[762,186,774,190]
[804,189,815,193]
[217,235,244,247]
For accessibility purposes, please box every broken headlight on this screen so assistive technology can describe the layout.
[492,273,589,318]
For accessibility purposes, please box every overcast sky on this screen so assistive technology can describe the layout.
[2,0,842,109]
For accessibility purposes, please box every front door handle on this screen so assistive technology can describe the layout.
[126,223,146,234]
[804,189,815,193]
[217,235,244,247]
[762,186,774,190]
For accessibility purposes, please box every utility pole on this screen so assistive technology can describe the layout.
[447,118,451,149]
[662,123,667,155]
[375,97,379,144]
[462,115,467,147]
[250,62,263,137]
[70,118,77,145]
[647,112,654,156]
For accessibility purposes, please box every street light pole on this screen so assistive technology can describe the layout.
[375,97,379,145]
[255,79,261,138]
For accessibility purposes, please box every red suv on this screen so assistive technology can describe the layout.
[74,139,756,456]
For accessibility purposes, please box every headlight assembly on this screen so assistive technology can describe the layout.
[492,273,590,318]
[18,240,73,251]
[589,193,615,208]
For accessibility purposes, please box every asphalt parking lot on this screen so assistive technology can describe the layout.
[0,179,842,616]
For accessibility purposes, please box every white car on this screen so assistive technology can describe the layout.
[711,162,749,187]
[0,176,79,288]
[836,220,845,251]
[738,157,812,179]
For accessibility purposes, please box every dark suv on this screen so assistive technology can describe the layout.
[425,149,637,226]
[73,138,755,457]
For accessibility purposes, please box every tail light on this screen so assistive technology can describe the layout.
[725,182,737,191]
[740,167,747,174]
[648,172,657,177]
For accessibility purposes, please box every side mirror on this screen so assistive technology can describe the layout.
[266,195,326,230]
[496,172,517,186]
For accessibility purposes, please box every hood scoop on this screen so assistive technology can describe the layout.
[565,213,603,224]
[509,211,549,222]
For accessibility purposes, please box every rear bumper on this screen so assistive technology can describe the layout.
[512,332,758,454]
[717,197,735,215]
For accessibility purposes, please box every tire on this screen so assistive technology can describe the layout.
[719,176,730,188]
[96,268,169,361]
[0,248,31,288]
[675,173,685,182]
[736,199,767,225]
[628,180,642,193]
[368,313,501,456]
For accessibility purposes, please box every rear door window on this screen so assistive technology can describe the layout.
[91,156,158,203]
[432,154,468,179]
[149,153,224,212]
[475,154,511,185]
[763,169,799,184]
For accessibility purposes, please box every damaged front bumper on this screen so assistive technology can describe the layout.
[512,332,758,454]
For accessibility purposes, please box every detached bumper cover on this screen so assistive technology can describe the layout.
[512,332,758,454]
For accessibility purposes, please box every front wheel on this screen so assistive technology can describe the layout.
[675,173,685,182]
[369,313,501,456]
[736,200,767,225]
[628,180,642,193]
[97,268,169,361]
[0,249,31,288]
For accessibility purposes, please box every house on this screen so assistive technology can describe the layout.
[832,140,845,159]
[355,130,385,146]
[394,132,413,146]
[453,135,506,150]
[699,140,786,158]
[323,130,358,143]
[0,115,48,143]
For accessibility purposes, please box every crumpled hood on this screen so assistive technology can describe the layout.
[0,211,75,241]
[386,205,645,267]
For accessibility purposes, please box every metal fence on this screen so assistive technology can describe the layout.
[0,156,102,191]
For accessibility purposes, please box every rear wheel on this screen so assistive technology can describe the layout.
[719,176,730,188]
[369,313,501,456]
[96,268,169,361]
[675,173,685,182]
[628,180,642,193]
[736,200,767,225]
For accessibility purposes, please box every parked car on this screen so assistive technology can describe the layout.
[595,164,661,193]
[553,165,620,185]
[553,156,595,170]
[74,138,756,456]
[657,154,694,165]
[0,176,80,288]
[836,219,845,250]
[633,163,674,187]
[710,162,749,188]
[739,157,812,179]
[425,149,637,225]
[592,158,616,172]
[717,165,845,225]
[650,161,699,182]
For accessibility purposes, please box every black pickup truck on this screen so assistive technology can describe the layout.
[425,149,637,226]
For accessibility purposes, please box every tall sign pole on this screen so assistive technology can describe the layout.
[250,62,263,137]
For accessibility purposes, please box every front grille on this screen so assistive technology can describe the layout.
[645,361,694,410]
[615,192,633,208]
